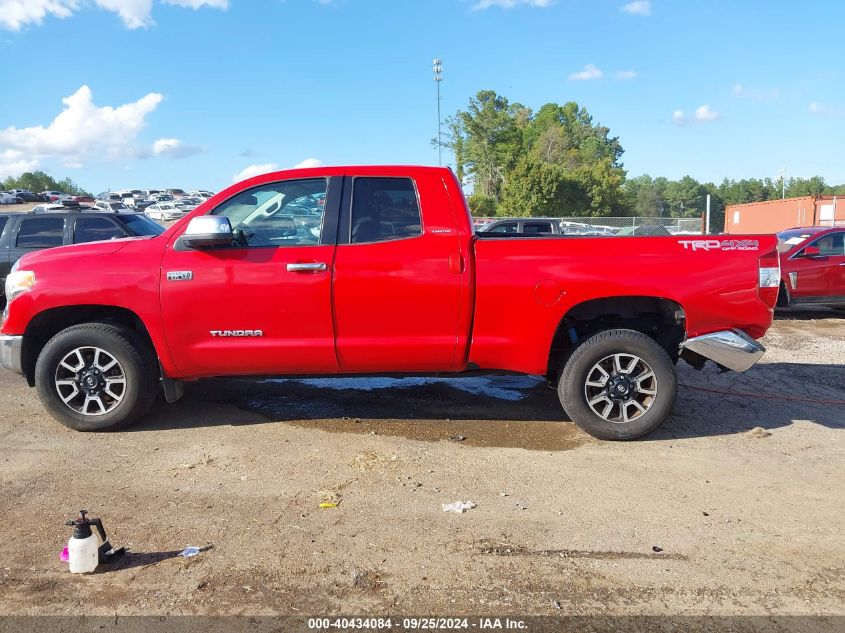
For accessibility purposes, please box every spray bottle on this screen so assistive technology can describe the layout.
[66,510,108,574]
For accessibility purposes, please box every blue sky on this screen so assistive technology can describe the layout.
[1,0,843,194]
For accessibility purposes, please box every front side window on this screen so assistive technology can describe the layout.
[74,217,126,243]
[0,217,7,236]
[350,177,421,244]
[121,214,165,236]
[809,232,845,256]
[211,178,327,247]
[16,217,64,248]
[489,222,518,234]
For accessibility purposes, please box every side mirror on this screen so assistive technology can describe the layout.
[801,245,822,258]
[181,216,233,248]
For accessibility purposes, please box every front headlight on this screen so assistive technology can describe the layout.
[5,269,36,303]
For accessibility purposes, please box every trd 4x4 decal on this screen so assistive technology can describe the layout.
[679,239,759,252]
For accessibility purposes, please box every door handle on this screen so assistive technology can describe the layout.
[286,262,328,272]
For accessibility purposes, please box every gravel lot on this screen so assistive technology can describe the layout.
[0,310,842,618]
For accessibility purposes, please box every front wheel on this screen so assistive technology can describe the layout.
[558,329,677,440]
[34,323,159,431]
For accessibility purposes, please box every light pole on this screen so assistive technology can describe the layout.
[433,58,443,166]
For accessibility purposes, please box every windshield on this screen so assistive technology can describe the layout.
[776,228,823,252]
[121,214,166,236]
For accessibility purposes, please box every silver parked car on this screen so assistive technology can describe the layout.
[145,202,185,222]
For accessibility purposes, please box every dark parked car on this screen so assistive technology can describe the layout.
[9,191,48,203]
[477,218,615,236]
[477,218,564,235]
[0,210,165,305]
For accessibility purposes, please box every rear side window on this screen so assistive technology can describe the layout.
[0,217,7,236]
[523,222,553,234]
[74,217,126,243]
[16,217,65,248]
[350,177,421,244]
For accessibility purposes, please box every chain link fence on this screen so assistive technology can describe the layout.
[473,216,704,235]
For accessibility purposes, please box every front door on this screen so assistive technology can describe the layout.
[160,177,341,377]
[792,231,845,302]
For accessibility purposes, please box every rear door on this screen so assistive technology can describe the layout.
[331,174,466,372]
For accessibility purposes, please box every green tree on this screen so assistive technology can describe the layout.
[663,175,707,218]
[499,156,584,217]
[1,171,89,196]
[445,90,529,202]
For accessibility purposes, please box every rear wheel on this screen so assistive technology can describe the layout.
[558,329,677,440]
[35,323,158,431]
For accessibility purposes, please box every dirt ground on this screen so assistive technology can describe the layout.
[0,310,842,617]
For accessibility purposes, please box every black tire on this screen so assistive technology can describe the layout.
[34,323,158,431]
[558,329,677,440]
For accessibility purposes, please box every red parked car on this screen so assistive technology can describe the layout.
[777,227,845,310]
[1,166,780,439]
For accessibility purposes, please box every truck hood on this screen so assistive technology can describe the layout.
[17,238,141,269]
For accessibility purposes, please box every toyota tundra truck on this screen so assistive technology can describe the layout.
[0,166,781,439]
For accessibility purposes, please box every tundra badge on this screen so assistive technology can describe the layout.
[210,330,264,337]
[166,271,193,281]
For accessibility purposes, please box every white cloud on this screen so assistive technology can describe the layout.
[808,101,845,117]
[0,0,227,31]
[621,1,651,16]
[694,104,720,121]
[732,83,780,102]
[164,0,226,8]
[569,64,603,81]
[0,0,77,31]
[615,69,637,79]
[232,163,279,183]
[92,0,154,28]
[0,149,38,179]
[294,158,322,169]
[0,85,163,168]
[152,137,205,159]
[672,105,721,125]
[472,0,553,10]
[232,158,323,182]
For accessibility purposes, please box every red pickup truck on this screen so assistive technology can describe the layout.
[0,166,780,440]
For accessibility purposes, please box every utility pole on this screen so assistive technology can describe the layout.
[705,194,711,234]
[777,166,786,199]
[433,58,443,166]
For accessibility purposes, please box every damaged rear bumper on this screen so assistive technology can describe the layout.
[681,329,765,372]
